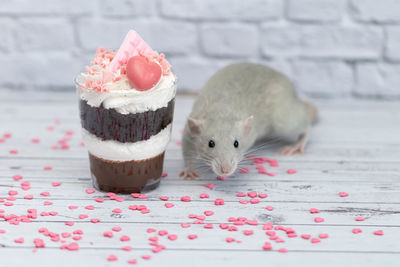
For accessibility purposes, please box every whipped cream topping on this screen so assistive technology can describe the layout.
[77,72,176,114]
[81,124,172,162]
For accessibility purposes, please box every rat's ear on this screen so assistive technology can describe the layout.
[187,118,204,136]
[239,115,253,137]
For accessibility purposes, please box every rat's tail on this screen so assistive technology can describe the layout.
[303,101,318,124]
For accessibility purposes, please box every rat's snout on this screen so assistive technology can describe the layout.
[211,159,237,176]
[221,166,232,174]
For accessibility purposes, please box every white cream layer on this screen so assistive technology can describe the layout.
[77,73,177,115]
[82,124,172,162]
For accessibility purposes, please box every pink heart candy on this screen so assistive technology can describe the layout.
[374,230,384,236]
[126,56,161,91]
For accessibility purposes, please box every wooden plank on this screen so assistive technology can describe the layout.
[0,249,398,267]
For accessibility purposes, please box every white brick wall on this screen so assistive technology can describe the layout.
[0,0,399,99]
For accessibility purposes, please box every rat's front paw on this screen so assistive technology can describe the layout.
[179,169,199,180]
[279,144,305,155]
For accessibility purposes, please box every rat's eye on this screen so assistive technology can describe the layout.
[208,140,215,148]
[234,140,239,148]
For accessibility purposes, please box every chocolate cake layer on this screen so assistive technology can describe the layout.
[80,99,174,143]
[89,152,164,194]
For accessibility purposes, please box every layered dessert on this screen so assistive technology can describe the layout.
[76,30,177,193]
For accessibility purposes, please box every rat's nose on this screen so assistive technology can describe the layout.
[221,166,231,174]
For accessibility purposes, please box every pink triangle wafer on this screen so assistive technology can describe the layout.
[106,30,154,72]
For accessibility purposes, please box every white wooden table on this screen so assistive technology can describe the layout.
[0,92,399,267]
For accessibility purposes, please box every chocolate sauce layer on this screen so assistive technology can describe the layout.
[80,99,174,143]
[89,152,164,194]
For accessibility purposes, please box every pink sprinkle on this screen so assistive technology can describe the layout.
[3,132,12,138]
[86,189,95,194]
[112,208,122,213]
[236,192,246,197]
[301,234,311,240]
[44,201,53,206]
[239,200,248,204]
[314,217,324,223]
[287,169,297,174]
[107,254,118,262]
[120,235,130,241]
[103,231,113,238]
[122,246,132,251]
[258,193,268,198]
[165,203,174,208]
[49,211,58,216]
[243,230,254,236]
[219,224,229,230]
[159,196,169,201]
[34,238,45,248]
[112,227,122,232]
[352,228,362,234]
[240,168,249,173]
[158,230,168,236]
[13,175,23,181]
[61,232,71,238]
[8,190,18,196]
[147,228,156,233]
[278,248,288,253]
[266,231,276,237]
[65,222,74,226]
[68,206,78,210]
[4,202,13,206]
[95,198,104,203]
[64,242,79,251]
[246,220,258,226]
[373,230,384,236]
[142,255,151,260]
[181,196,191,202]
[161,172,168,178]
[188,234,198,240]
[205,184,215,189]
[199,193,209,198]
[247,192,257,198]
[339,192,349,197]
[43,166,52,170]
[72,236,82,241]
[9,149,18,154]
[168,234,178,241]
[127,259,137,264]
[318,233,329,239]
[78,214,88,219]
[262,242,272,250]
[181,223,191,228]
[311,238,320,243]
[204,210,214,216]
[85,205,94,210]
[216,176,226,181]
[355,217,365,221]
[265,206,274,211]
[148,236,158,242]
[214,198,224,205]
[204,224,213,229]
[52,182,61,187]
[91,218,100,223]
[31,138,40,143]
[14,237,24,243]
[250,198,260,204]
[40,192,50,197]
[24,195,33,201]
[226,237,236,243]
[309,208,320,214]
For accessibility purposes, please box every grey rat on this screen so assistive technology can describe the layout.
[179,62,317,179]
